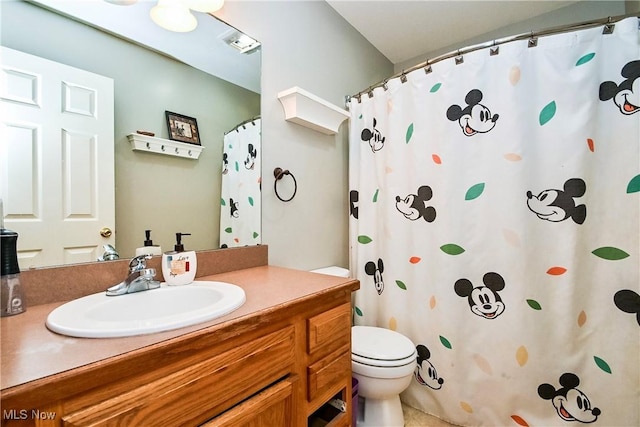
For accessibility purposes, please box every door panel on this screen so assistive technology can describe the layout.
[1,47,114,268]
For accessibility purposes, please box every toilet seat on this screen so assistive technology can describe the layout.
[352,357,417,379]
[352,352,416,367]
[351,326,416,367]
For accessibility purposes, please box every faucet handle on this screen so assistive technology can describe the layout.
[129,254,153,272]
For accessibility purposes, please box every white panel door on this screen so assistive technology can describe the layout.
[0,47,114,269]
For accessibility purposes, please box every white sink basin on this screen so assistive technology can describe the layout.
[46,281,246,338]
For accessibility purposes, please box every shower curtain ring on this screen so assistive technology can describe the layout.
[490,41,499,56]
[455,50,464,65]
[273,167,297,202]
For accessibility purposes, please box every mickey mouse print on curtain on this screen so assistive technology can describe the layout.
[348,16,639,427]
[526,178,587,224]
[446,89,500,136]
[599,60,639,115]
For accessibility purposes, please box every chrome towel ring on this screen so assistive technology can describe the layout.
[273,167,297,202]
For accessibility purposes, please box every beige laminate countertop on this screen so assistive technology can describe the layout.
[1,265,359,393]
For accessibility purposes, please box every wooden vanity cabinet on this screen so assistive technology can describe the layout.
[305,302,353,427]
[1,285,356,427]
[62,327,295,427]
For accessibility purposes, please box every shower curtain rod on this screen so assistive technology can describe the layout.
[224,115,261,135]
[347,12,640,103]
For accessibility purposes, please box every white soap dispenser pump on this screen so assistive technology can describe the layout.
[162,233,197,286]
[135,229,162,256]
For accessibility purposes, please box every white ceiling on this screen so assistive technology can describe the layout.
[29,0,261,93]
[28,0,601,90]
[326,0,580,64]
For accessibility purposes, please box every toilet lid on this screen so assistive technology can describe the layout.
[352,326,416,365]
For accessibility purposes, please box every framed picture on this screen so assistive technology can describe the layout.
[165,111,200,145]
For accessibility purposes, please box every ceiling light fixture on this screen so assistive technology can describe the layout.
[104,0,138,5]
[105,0,224,33]
[151,0,198,33]
[182,0,224,13]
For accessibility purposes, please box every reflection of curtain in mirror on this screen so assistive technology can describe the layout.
[220,118,261,248]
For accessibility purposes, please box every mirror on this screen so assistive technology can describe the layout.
[1,0,261,267]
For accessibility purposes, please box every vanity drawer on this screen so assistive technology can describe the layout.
[202,376,296,426]
[307,302,351,356]
[307,345,351,402]
[62,326,295,427]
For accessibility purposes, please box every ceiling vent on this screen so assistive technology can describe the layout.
[221,30,261,54]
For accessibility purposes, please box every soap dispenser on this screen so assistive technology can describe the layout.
[162,233,196,286]
[135,229,162,256]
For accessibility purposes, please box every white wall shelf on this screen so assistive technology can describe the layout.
[277,87,349,135]
[127,133,204,160]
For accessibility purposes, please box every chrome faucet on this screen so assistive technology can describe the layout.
[106,254,161,296]
[97,244,119,261]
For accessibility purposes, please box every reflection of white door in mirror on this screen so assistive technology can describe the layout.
[1,47,115,269]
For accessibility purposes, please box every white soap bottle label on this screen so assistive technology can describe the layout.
[162,251,197,286]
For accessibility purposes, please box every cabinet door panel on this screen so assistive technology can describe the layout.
[307,303,351,356]
[202,377,295,427]
[62,326,294,427]
[307,347,350,402]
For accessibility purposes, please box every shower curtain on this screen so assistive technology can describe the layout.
[219,118,261,248]
[349,17,639,427]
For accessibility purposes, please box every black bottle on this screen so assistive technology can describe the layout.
[1,227,26,316]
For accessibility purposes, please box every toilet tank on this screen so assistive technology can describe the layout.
[310,266,350,278]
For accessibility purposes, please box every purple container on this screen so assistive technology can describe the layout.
[352,377,359,426]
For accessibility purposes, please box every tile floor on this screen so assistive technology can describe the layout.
[402,404,458,427]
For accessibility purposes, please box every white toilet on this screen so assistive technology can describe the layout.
[351,326,416,427]
[310,267,416,427]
